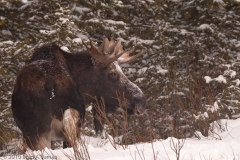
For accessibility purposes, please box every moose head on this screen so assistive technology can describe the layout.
[82,38,146,115]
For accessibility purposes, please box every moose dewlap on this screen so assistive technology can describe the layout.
[11,38,146,150]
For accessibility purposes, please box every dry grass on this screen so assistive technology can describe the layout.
[62,108,90,160]
[0,88,233,160]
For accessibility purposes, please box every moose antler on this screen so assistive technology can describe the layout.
[82,38,145,65]
[117,47,145,64]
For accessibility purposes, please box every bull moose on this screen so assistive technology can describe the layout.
[11,38,146,150]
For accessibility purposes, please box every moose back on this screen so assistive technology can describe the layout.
[11,38,146,150]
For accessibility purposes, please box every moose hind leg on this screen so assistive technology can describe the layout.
[62,108,80,148]
[36,134,51,150]
[23,133,51,151]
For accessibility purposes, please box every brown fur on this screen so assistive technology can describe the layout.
[12,41,146,150]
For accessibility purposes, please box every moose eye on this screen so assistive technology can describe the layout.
[108,72,119,81]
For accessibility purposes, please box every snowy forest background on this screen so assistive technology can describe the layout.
[0,0,240,154]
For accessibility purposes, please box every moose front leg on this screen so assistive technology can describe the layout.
[92,107,104,135]
[94,116,103,135]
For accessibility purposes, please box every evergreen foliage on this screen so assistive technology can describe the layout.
[0,0,240,150]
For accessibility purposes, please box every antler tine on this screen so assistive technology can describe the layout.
[82,40,90,50]
[83,38,125,65]
[105,39,122,57]
[102,38,110,54]
[82,39,102,55]
[83,38,145,65]
[112,40,123,56]
[97,38,126,63]
[98,38,116,54]
[118,49,146,64]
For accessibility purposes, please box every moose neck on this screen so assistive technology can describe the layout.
[62,51,99,105]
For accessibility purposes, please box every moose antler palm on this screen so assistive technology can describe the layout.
[82,38,145,65]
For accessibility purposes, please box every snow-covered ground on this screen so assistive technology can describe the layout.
[1,118,240,160]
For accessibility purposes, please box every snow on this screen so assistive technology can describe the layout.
[76,33,88,40]
[87,18,100,23]
[19,1,34,10]
[0,41,14,47]
[158,69,168,75]
[61,46,70,52]
[86,105,93,112]
[104,20,126,25]
[2,30,12,36]
[224,69,236,78]
[155,65,168,75]
[180,29,194,36]
[194,112,209,120]
[87,19,126,25]
[137,67,148,74]
[49,89,55,99]
[212,101,220,112]
[204,75,227,84]
[59,18,69,24]
[2,118,240,160]
[204,76,212,83]
[40,30,57,35]
[215,75,227,83]
[146,0,155,3]
[73,6,91,14]
[232,79,240,86]
[114,0,124,7]
[198,24,214,33]
[235,40,240,48]
[72,38,82,44]
[129,37,154,45]
[213,0,225,5]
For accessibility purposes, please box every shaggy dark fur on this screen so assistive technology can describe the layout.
[12,43,146,150]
